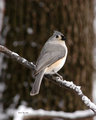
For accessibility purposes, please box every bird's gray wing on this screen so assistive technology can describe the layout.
[35,42,66,74]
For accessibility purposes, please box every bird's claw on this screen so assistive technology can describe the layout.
[56,76,63,80]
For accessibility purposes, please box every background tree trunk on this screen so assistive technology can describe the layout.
[0,0,94,120]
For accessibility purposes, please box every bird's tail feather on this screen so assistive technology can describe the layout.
[30,70,45,96]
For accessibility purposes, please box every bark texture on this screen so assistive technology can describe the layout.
[1,0,94,120]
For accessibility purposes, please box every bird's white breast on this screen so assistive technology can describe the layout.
[45,57,66,74]
[45,42,67,74]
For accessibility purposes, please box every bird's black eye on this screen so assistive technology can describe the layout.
[56,35,59,38]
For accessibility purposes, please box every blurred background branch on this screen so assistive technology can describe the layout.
[12,106,95,120]
[0,0,5,34]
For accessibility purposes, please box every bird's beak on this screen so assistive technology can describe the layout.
[61,35,66,41]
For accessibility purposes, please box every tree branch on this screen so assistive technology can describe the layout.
[0,45,96,115]
[23,109,94,120]
[12,105,95,120]
[0,45,35,70]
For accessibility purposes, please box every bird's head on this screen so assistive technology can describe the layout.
[48,31,66,43]
[53,31,66,42]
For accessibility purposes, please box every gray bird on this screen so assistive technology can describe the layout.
[30,31,68,96]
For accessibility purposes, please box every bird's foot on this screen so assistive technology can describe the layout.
[55,73,63,80]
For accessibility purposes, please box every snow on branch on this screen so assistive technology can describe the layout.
[0,45,35,70]
[12,105,95,120]
[53,78,96,113]
[0,45,96,115]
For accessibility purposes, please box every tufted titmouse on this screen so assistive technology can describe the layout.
[30,31,68,96]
